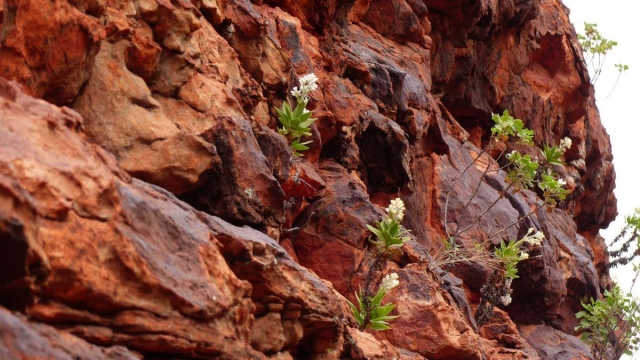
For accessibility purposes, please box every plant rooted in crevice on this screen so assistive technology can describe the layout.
[347,198,409,331]
[475,228,544,327]
[437,110,569,326]
[276,73,319,156]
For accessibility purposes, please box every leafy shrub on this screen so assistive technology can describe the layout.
[575,286,640,359]
[577,22,629,98]
[443,110,570,244]
[437,110,571,326]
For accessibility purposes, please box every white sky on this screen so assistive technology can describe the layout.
[562,0,638,357]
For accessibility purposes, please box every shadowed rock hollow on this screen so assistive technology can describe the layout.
[0,0,616,358]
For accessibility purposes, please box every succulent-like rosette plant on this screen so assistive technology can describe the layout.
[276,73,319,156]
[347,273,400,331]
[367,198,411,251]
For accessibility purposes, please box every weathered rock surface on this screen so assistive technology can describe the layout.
[519,323,593,360]
[0,78,344,358]
[0,0,618,358]
[0,308,139,360]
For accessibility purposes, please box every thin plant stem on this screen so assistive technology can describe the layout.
[598,70,624,101]
[455,182,514,239]
[487,203,547,241]
[611,295,640,360]
[443,138,496,239]
[463,148,508,211]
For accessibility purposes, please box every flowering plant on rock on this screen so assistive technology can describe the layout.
[444,110,571,245]
[367,198,411,251]
[347,273,400,331]
[436,110,574,326]
[275,73,318,156]
[494,228,544,282]
[346,198,410,331]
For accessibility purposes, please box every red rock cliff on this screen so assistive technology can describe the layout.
[0,0,616,359]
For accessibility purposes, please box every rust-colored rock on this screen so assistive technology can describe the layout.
[346,327,426,360]
[291,161,379,295]
[0,0,620,357]
[0,78,344,359]
[0,0,105,104]
[185,116,286,227]
[375,265,483,359]
[0,78,261,358]
[197,213,348,357]
[0,308,139,359]
[519,324,592,360]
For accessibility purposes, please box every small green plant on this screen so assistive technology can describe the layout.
[348,198,410,331]
[347,273,400,331]
[504,150,538,192]
[438,110,571,326]
[492,228,544,303]
[475,229,545,326]
[494,228,544,282]
[577,22,629,98]
[443,110,570,244]
[490,110,534,144]
[575,285,640,360]
[275,73,318,156]
[367,198,411,252]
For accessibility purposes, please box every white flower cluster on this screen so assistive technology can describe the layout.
[523,228,544,246]
[386,198,406,222]
[500,294,512,306]
[557,178,567,187]
[500,278,514,306]
[380,273,400,293]
[559,137,572,153]
[291,73,318,101]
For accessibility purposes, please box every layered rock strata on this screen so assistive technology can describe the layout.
[0,0,614,358]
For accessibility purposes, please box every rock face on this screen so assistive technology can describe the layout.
[0,79,344,359]
[0,308,138,360]
[0,0,616,359]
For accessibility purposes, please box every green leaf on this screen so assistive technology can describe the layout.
[369,321,391,331]
[381,230,394,246]
[367,225,384,242]
[370,288,385,308]
[291,139,309,151]
[388,221,399,238]
[376,303,396,317]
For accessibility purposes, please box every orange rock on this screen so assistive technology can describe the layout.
[0,308,139,359]
[0,78,344,358]
[0,0,105,104]
[0,0,620,357]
